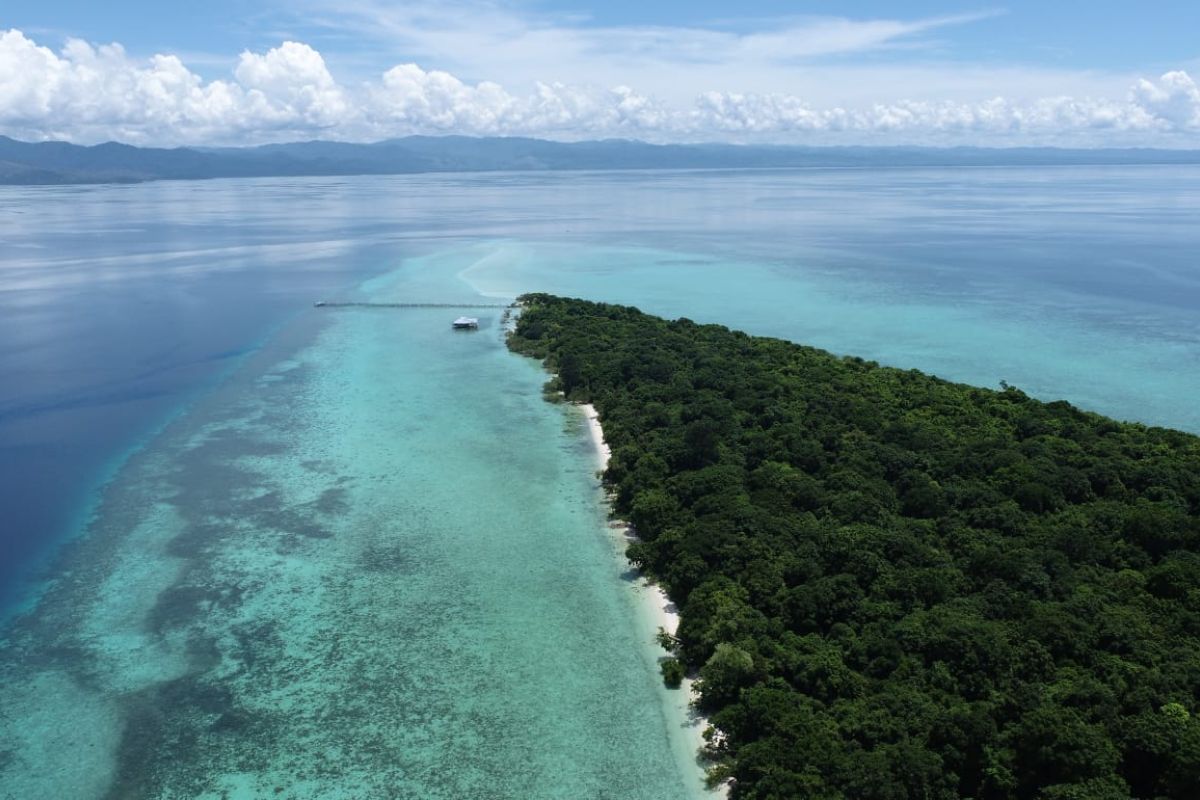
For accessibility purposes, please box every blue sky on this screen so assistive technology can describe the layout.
[2,2,1199,146]
[8,2,1200,72]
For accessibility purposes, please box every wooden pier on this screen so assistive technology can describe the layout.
[314,301,512,309]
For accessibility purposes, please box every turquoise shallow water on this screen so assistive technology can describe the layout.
[3,166,1200,797]
[455,237,1200,433]
[0,262,706,798]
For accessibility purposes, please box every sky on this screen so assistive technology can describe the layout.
[2,1,1199,147]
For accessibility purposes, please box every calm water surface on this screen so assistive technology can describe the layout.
[1,167,1199,797]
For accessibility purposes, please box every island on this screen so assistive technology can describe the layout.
[508,293,1200,800]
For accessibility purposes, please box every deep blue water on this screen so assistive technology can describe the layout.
[0,179,412,612]
[2,167,1200,616]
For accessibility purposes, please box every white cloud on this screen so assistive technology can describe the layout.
[0,29,60,121]
[1131,70,1200,129]
[371,64,517,132]
[0,30,354,143]
[0,28,1198,147]
[687,91,1175,139]
[364,64,668,138]
[234,41,348,128]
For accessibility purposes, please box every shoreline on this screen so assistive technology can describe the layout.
[580,404,682,636]
[579,403,727,798]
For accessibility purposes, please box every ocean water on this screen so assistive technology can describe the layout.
[2,166,1200,797]
[0,273,702,798]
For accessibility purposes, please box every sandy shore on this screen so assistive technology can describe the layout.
[580,403,728,797]
[580,404,681,635]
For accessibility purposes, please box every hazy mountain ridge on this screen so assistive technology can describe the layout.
[3,135,1200,184]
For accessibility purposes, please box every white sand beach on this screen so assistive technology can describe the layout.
[580,403,728,797]
[580,404,681,632]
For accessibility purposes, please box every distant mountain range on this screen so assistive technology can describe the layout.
[3,134,1200,185]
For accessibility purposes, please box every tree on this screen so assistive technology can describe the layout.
[509,295,1200,799]
[698,643,755,708]
[660,658,686,688]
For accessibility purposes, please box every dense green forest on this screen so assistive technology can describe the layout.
[508,294,1200,800]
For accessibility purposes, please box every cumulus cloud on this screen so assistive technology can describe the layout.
[1131,70,1200,129]
[371,64,517,132]
[234,41,348,128]
[0,28,1198,147]
[361,64,670,140]
[0,30,351,143]
[689,91,1174,139]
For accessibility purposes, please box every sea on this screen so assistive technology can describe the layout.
[1,166,1199,798]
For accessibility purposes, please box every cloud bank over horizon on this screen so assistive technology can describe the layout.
[2,28,1199,148]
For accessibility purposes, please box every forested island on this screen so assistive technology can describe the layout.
[508,294,1200,800]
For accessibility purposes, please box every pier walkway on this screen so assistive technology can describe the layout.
[314,301,512,309]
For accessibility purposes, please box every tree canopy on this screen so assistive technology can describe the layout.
[509,294,1200,800]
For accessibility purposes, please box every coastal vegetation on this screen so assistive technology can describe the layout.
[508,294,1200,800]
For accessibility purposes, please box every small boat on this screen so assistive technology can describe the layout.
[452,316,479,329]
